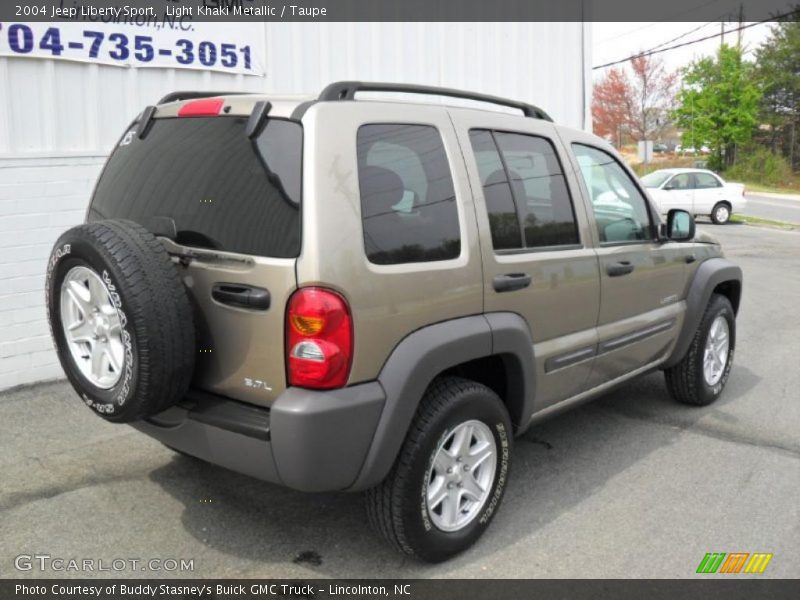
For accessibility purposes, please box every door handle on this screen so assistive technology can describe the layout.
[684,254,697,264]
[493,273,532,293]
[607,261,635,277]
[212,283,271,310]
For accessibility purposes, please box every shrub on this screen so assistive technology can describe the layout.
[726,145,793,187]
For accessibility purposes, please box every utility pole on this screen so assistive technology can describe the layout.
[720,20,725,47]
[737,4,744,48]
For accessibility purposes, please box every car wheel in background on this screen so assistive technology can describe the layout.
[711,202,731,224]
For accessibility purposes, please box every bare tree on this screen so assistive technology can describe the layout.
[628,54,679,141]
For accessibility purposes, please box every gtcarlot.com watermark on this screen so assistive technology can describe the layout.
[14,554,194,573]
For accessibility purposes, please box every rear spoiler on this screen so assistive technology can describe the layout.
[135,92,271,140]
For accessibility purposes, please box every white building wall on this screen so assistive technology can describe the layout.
[0,22,590,391]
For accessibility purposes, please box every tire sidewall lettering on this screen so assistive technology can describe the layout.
[101,269,135,407]
[479,422,509,525]
[45,243,71,348]
[47,243,71,278]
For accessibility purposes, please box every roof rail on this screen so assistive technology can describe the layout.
[317,81,553,122]
[157,91,248,105]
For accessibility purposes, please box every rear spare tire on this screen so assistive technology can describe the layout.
[46,219,195,423]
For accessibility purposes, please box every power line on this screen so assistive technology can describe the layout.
[592,13,793,70]
[593,0,728,45]
[645,19,723,53]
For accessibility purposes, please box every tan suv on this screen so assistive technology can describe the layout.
[46,82,742,562]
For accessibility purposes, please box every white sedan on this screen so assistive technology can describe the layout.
[641,168,747,224]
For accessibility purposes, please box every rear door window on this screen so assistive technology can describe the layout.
[89,116,302,258]
[357,124,461,265]
[469,129,580,250]
[694,172,722,188]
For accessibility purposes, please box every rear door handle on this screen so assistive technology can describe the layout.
[685,254,697,264]
[212,283,271,310]
[493,273,532,293]
[607,261,635,277]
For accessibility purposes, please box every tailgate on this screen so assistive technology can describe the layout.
[164,242,295,406]
[87,107,303,407]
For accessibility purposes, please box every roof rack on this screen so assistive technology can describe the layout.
[157,91,248,105]
[317,81,553,122]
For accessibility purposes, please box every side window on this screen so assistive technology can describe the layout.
[668,173,694,190]
[468,130,524,250]
[357,124,461,265]
[694,172,722,188]
[571,144,654,244]
[469,129,580,250]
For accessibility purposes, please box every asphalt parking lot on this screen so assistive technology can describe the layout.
[1,223,798,579]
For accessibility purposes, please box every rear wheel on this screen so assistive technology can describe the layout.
[366,377,512,562]
[711,202,731,224]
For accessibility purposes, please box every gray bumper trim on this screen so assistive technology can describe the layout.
[133,381,386,492]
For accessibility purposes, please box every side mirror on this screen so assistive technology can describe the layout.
[663,184,674,191]
[666,209,695,241]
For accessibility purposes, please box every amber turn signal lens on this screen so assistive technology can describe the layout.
[290,314,325,336]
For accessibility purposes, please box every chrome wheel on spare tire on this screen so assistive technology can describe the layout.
[60,266,125,389]
[46,219,196,423]
[426,419,497,532]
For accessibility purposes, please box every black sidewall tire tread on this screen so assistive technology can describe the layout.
[366,376,512,563]
[665,294,735,406]
[46,219,195,423]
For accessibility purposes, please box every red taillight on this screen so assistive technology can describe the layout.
[286,287,353,389]
[178,98,224,117]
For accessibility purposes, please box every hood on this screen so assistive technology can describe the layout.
[694,229,720,245]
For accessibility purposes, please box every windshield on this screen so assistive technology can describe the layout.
[640,171,672,189]
[89,116,302,258]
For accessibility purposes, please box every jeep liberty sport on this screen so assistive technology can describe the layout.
[46,82,742,562]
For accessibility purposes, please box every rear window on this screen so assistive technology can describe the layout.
[89,116,302,258]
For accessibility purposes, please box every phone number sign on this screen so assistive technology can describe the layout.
[0,21,265,75]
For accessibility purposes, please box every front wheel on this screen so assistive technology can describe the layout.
[665,294,736,406]
[711,202,731,224]
[366,377,512,562]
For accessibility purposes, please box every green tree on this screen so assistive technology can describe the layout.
[673,44,761,169]
[755,20,800,170]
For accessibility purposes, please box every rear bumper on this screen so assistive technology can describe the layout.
[133,382,385,492]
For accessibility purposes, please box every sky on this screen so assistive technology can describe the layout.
[592,21,776,78]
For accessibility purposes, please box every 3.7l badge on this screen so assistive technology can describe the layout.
[244,378,272,392]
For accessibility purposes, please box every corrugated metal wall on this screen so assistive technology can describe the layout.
[0,22,590,391]
[0,22,589,156]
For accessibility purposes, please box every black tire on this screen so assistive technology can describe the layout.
[710,202,732,225]
[46,219,195,423]
[366,377,512,562]
[664,294,736,406]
